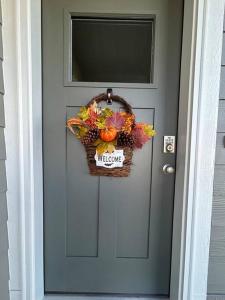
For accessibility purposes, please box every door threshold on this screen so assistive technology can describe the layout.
[44,294,169,300]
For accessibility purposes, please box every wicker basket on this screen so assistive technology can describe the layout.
[85,93,134,177]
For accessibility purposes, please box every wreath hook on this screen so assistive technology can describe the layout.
[107,88,113,105]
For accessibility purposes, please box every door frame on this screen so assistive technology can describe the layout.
[2,0,225,299]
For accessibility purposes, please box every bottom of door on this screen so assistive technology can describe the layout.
[44,294,169,300]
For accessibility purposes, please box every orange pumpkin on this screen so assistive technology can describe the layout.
[100,127,117,142]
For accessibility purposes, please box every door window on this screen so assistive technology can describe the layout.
[71,17,154,83]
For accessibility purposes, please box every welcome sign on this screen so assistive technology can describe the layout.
[95,150,125,169]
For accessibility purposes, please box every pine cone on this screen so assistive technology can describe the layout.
[117,132,134,148]
[81,129,99,145]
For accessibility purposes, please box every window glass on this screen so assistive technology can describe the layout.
[72,17,154,83]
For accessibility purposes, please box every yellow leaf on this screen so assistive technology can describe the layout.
[143,124,156,137]
[101,107,113,118]
[93,139,102,146]
[77,107,89,121]
[107,143,115,154]
[95,118,106,129]
[96,143,108,155]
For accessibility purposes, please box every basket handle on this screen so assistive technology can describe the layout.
[86,93,133,115]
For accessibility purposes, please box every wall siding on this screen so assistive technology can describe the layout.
[0,0,9,298]
[208,15,225,296]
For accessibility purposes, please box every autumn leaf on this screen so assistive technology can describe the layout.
[84,110,98,128]
[101,107,113,118]
[93,139,102,146]
[107,143,115,153]
[95,140,116,155]
[77,107,90,121]
[106,112,125,130]
[69,126,88,139]
[132,127,150,149]
[143,124,156,137]
[77,126,88,138]
[96,142,108,155]
[95,117,106,129]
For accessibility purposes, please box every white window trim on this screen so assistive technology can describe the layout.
[2,0,225,299]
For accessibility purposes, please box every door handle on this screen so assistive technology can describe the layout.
[163,164,175,174]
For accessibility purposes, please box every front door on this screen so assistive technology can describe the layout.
[43,0,183,296]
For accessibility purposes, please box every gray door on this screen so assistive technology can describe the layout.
[43,0,183,295]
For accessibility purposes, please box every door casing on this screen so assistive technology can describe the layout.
[3,0,225,299]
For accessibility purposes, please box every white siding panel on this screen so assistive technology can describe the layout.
[208,13,225,296]
[0,3,9,299]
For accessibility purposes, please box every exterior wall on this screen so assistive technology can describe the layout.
[0,0,9,299]
[207,13,225,298]
[2,0,23,299]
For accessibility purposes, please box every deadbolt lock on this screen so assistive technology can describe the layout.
[163,136,176,153]
[166,143,174,152]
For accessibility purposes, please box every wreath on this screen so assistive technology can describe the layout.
[67,93,155,176]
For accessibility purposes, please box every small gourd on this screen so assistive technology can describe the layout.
[100,127,117,142]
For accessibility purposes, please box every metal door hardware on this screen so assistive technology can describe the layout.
[163,164,175,174]
[163,136,176,153]
[107,88,113,105]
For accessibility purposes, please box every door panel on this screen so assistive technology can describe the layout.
[43,0,183,295]
[66,107,99,257]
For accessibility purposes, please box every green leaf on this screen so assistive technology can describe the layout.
[95,118,106,129]
[77,107,89,121]
[73,126,88,139]
[101,107,113,118]
[78,126,88,137]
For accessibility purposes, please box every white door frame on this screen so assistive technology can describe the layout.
[2,0,225,299]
